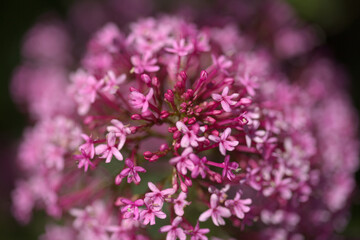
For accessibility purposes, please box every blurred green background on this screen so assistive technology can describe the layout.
[0,0,359,239]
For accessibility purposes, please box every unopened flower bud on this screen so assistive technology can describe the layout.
[131,114,141,120]
[160,143,169,151]
[141,74,151,84]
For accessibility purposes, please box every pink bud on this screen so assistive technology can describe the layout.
[205,116,216,124]
[141,74,151,84]
[152,77,160,87]
[195,107,203,113]
[168,126,177,133]
[172,175,179,191]
[84,116,94,125]
[211,130,219,136]
[239,98,252,105]
[160,111,170,119]
[180,181,188,192]
[149,155,159,162]
[179,71,187,81]
[188,117,196,125]
[129,87,137,92]
[141,111,152,117]
[224,77,234,84]
[200,70,208,80]
[143,151,153,158]
[131,114,141,120]
[175,81,185,92]
[173,131,181,139]
[129,126,137,133]
[164,89,174,102]
[184,176,192,187]
[211,110,222,115]
[160,143,169,151]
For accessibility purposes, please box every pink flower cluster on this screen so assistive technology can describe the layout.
[11,2,358,240]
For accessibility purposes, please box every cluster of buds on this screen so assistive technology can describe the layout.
[11,2,358,240]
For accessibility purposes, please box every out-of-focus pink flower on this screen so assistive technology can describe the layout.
[165,39,194,56]
[131,53,160,74]
[129,88,154,113]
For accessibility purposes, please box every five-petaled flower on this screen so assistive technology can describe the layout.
[209,128,239,155]
[95,132,123,163]
[165,39,194,57]
[188,221,210,240]
[169,147,195,175]
[225,192,252,219]
[131,53,160,74]
[159,216,186,240]
[145,182,176,210]
[222,155,240,181]
[176,121,205,148]
[199,194,231,226]
[129,88,154,113]
[174,192,190,216]
[120,198,144,220]
[211,86,238,112]
[140,198,167,225]
[115,159,146,185]
[106,119,131,150]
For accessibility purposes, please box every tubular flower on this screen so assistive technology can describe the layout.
[10,4,358,240]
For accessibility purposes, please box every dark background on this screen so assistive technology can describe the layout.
[0,0,359,239]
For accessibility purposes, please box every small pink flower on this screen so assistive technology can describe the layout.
[211,86,238,112]
[165,39,194,56]
[131,53,160,74]
[115,159,146,185]
[174,192,190,216]
[176,121,205,148]
[225,192,252,219]
[212,55,233,74]
[199,194,231,226]
[237,72,259,97]
[222,155,239,181]
[160,216,186,240]
[106,119,130,150]
[208,185,230,202]
[209,128,239,155]
[78,73,103,104]
[95,133,123,163]
[262,164,295,200]
[145,182,176,210]
[120,198,144,220]
[190,155,208,179]
[101,71,126,94]
[74,149,94,172]
[169,147,195,175]
[79,133,95,158]
[140,199,167,225]
[129,88,154,113]
[189,222,210,240]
